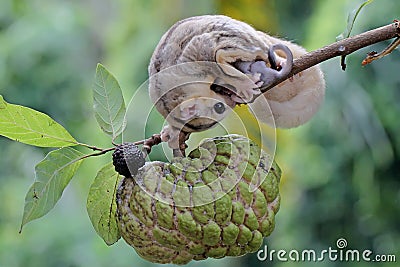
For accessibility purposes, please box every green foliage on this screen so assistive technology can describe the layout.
[0,57,128,242]
[11,64,128,239]
[337,0,374,40]
[0,95,78,147]
[20,147,84,231]
[93,64,126,140]
[0,61,129,249]
[87,163,122,246]
[0,96,6,109]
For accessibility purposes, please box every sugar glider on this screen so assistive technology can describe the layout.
[148,15,325,151]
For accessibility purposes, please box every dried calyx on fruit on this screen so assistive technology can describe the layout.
[116,134,281,264]
[112,143,145,177]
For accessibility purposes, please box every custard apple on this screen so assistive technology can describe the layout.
[116,134,281,264]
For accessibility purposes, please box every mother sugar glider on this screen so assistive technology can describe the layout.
[149,15,325,151]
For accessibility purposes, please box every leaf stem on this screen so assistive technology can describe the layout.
[78,147,116,161]
[75,142,106,152]
[76,133,165,160]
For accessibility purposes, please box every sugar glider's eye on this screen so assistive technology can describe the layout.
[213,102,226,114]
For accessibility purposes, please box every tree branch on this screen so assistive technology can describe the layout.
[259,20,400,94]
[176,21,400,155]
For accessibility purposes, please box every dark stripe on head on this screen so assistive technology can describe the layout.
[186,121,218,131]
[171,116,218,131]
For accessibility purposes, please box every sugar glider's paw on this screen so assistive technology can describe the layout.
[160,125,180,149]
[235,44,294,94]
[230,83,261,104]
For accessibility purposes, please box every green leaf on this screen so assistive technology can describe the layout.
[20,147,84,232]
[87,163,122,245]
[0,95,6,109]
[336,0,374,41]
[0,95,78,147]
[93,64,126,139]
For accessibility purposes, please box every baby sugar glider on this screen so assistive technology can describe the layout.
[148,15,325,151]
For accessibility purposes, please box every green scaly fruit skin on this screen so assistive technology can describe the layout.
[116,134,281,264]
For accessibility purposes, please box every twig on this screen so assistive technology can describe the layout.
[75,142,106,151]
[362,36,400,65]
[259,20,400,94]
[79,147,115,160]
[341,55,347,71]
[142,134,163,154]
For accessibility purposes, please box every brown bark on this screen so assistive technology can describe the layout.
[260,20,400,93]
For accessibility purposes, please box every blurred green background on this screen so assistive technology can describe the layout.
[0,0,399,266]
